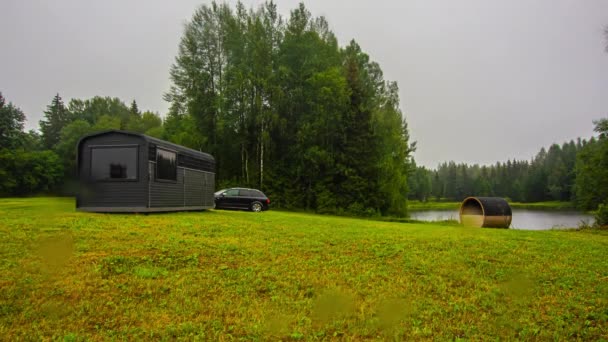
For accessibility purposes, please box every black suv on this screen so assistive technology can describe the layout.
[214,188,270,212]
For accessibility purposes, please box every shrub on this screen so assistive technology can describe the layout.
[0,148,64,196]
[594,203,608,228]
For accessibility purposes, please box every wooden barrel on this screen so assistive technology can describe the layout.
[459,197,512,228]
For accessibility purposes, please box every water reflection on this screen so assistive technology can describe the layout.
[409,209,594,230]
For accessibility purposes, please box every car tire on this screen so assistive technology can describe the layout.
[251,201,263,212]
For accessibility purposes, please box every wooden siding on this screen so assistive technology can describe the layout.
[150,163,184,207]
[77,130,215,212]
[184,169,215,207]
[149,163,215,208]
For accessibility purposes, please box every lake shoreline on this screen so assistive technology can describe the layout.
[408,207,594,230]
[409,200,579,212]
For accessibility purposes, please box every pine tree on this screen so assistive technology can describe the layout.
[575,119,608,209]
[129,100,140,116]
[40,94,71,149]
[0,92,26,149]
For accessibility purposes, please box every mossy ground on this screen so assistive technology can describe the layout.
[1,198,607,340]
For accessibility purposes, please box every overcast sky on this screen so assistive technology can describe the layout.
[2,0,607,167]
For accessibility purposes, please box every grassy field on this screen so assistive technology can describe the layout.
[409,200,578,211]
[1,198,607,340]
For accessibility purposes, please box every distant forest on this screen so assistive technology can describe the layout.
[0,2,607,215]
[408,137,605,210]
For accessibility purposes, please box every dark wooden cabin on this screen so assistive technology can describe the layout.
[77,130,215,212]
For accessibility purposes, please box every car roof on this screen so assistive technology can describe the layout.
[224,187,266,194]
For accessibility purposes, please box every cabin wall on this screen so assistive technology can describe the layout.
[149,162,184,207]
[149,163,215,209]
[184,168,215,207]
[78,133,148,208]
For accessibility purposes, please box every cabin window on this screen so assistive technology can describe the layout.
[178,153,214,172]
[156,148,177,181]
[90,146,138,181]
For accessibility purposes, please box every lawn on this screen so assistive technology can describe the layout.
[0,197,607,340]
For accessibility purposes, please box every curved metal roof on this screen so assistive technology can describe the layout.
[77,129,215,162]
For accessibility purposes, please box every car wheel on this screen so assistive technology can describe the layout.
[251,202,263,212]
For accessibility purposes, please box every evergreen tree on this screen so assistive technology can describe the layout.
[40,93,72,149]
[408,163,432,202]
[0,92,26,149]
[575,119,608,209]
[129,100,140,116]
[0,93,64,195]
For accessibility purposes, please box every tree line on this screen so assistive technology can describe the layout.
[1,2,606,217]
[0,92,163,196]
[0,2,415,216]
[408,120,608,211]
[164,2,414,216]
[406,25,608,213]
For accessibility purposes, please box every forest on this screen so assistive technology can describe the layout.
[408,133,608,210]
[0,1,607,217]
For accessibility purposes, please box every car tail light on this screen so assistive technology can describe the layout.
[266,198,270,204]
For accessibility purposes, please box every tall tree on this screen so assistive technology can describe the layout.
[166,1,414,215]
[166,1,233,179]
[68,96,131,128]
[40,94,72,149]
[575,119,608,209]
[373,81,413,215]
[337,40,380,212]
[0,93,64,195]
[55,120,93,177]
[0,92,26,149]
[129,100,140,116]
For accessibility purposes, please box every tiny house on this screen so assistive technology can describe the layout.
[77,130,215,212]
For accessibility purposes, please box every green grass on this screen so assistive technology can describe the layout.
[1,197,607,340]
[409,200,578,211]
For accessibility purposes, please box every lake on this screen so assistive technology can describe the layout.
[409,209,594,230]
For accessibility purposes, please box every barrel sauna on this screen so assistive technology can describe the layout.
[459,197,512,228]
